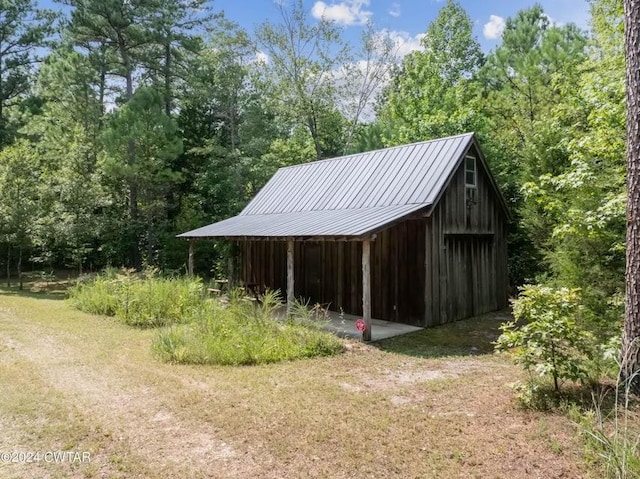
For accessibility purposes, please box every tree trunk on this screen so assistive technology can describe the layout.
[17,245,22,290]
[622,0,640,393]
[6,244,10,287]
[121,44,140,269]
[98,52,106,126]
[164,41,172,117]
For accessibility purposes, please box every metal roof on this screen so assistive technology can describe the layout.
[241,133,474,215]
[179,133,477,239]
[177,204,427,239]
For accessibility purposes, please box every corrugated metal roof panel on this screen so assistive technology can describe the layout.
[179,133,486,239]
[178,204,427,238]
[240,132,474,216]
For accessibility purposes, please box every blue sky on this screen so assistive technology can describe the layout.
[39,0,591,55]
[214,0,591,53]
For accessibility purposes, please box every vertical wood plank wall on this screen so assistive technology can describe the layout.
[240,219,427,325]
[240,145,509,327]
[424,146,509,326]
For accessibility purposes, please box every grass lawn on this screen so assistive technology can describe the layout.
[0,282,596,478]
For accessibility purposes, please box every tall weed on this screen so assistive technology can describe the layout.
[67,270,128,316]
[153,291,344,365]
[573,342,640,479]
[117,276,204,327]
[68,269,206,327]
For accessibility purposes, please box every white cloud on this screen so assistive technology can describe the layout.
[388,2,400,17]
[311,0,373,26]
[377,29,425,58]
[483,15,505,40]
[255,51,269,64]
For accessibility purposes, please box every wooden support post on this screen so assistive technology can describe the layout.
[287,238,295,314]
[362,239,372,341]
[188,239,195,277]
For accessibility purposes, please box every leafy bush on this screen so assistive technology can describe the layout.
[67,269,125,316]
[68,268,206,327]
[117,276,204,327]
[511,378,561,411]
[70,273,344,365]
[495,285,597,393]
[152,291,344,365]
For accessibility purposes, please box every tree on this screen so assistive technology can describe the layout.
[339,24,397,153]
[622,0,640,392]
[142,0,217,116]
[63,0,159,266]
[176,22,262,218]
[476,5,588,284]
[255,0,349,159]
[496,286,595,393]
[63,0,152,100]
[519,0,626,330]
[378,0,483,145]
[0,0,58,145]
[101,87,183,267]
[0,141,41,288]
[26,50,105,272]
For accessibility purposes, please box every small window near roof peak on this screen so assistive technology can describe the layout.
[465,155,477,208]
[465,155,476,188]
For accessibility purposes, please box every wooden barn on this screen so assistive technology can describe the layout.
[179,133,509,339]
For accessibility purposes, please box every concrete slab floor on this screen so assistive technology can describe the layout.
[323,310,423,342]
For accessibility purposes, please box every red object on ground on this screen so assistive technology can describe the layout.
[355,318,366,332]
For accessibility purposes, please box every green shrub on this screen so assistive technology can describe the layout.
[67,271,125,316]
[152,291,344,365]
[68,269,207,327]
[71,273,343,364]
[495,285,597,393]
[116,276,205,327]
[511,377,561,411]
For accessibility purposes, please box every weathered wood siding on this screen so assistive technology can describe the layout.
[239,145,508,327]
[424,145,509,326]
[240,219,426,325]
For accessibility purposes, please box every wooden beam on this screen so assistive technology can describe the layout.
[362,238,372,341]
[286,238,294,314]
[424,218,432,326]
[188,239,195,276]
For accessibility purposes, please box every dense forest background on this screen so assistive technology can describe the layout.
[0,0,626,326]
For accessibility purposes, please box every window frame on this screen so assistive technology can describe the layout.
[464,155,477,188]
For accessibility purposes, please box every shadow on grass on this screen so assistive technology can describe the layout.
[0,280,69,301]
[374,309,512,359]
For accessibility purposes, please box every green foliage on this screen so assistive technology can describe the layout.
[116,274,204,328]
[69,273,343,364]
[255,0,350,159]
[576,408,640,478]
[101,86,183,265]
[378,0,483,144]
[26,49,105,272]
[519,0,626,326]
[68,269,205,327]
[495,286,597,392]
[475,5,589,283]
[67,269,123,316]
[511,377,563,411]
[571,358,640,479]
[0,0,58,145]
[152,291,344,365]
